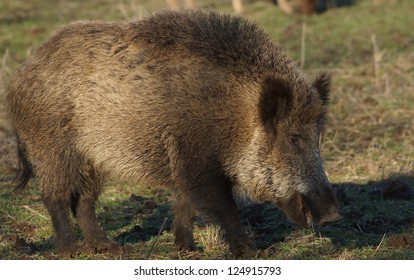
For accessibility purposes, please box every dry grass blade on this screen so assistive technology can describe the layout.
[372,233,387,257]
[197,224,226,253]
[300,22,307,69]
[1,49,11,76]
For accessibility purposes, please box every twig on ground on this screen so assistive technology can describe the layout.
[146,217,168,259]
[21,205,49,220]
[6,214,17,221]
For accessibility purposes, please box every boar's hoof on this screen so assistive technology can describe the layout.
[174,225,198,251]
[87,239,123,254]
[57,241,84,257]
[174,238,198,252]
[230,246,256,259]
[55,232,78,251]
[229,239,256,258]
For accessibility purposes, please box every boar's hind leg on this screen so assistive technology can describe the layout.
[173,196,196,251]
[41,155,114,253]
[71,164,118,252]
[43,194,77,251]
[41,173,78,251]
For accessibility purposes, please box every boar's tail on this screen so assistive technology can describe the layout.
[13,137,33,192]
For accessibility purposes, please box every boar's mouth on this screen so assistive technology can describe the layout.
[277,191,312,228]
[277,190,343,228]
[302,202,313,228]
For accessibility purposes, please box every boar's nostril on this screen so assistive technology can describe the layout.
[318,213,343,227]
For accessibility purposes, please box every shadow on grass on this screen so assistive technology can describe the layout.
[325,174,414,247]
[99,193,173,245]
[58,173,414,253]
[241,173,414,255]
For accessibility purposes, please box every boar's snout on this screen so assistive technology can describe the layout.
[302,187,343,227]
[278,188,342,228]
[318,212,343,227]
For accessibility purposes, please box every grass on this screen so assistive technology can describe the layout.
[0,0,413,259]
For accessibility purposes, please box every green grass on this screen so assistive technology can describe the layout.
[0,0,413,259]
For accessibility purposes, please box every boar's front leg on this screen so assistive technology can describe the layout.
[182,175,255,257]
[73,196,119,252]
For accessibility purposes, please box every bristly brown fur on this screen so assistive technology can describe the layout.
[134,10,289,74]
[5,10,341,257]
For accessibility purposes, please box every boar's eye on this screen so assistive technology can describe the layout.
[289,134,303,149]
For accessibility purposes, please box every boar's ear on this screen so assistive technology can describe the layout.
[259,75,293,132]
[313,72,330,105]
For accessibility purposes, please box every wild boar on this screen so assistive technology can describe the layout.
[6,10,342,256]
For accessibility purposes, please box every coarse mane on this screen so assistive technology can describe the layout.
[133,10,296,75]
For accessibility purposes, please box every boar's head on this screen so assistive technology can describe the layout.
[234,72,342,228]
